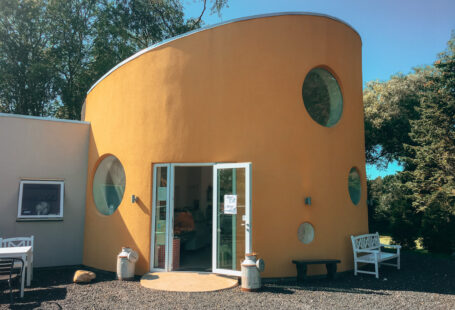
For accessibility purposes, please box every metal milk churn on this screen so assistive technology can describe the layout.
[117,247,139,281]
[241,252,265,291]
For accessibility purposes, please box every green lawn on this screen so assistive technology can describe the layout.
[380,235,424,250]
[380,235,454,259]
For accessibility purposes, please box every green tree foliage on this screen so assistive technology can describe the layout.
[364,68,431,166]
[0,0,57,116]
[47,0,97,119]
[367,175,420,249]
[0,0,228,119]
[366,33,455,254]
[403,33,455,253]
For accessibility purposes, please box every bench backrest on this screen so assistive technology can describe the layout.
[1,236,34,263]
[351,232,380,252]
[1,236,34,249]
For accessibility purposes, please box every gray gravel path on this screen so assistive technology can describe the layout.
[1,252,454,309]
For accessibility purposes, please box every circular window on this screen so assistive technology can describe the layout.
[93,155,126,215]
[298,222,315,244]
[348,167,361,205]
[302,68,343,127]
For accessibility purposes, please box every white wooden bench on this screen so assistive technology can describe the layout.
[351,232,401,278]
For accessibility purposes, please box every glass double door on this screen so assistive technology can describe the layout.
[151,163,251,276]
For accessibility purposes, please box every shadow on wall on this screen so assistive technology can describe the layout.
[134,197,149,216]
[83,128,149,274]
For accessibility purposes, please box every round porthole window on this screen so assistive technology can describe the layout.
[302,68,343,127]
[298,222,315,244]
[93,155,126,215]
[348,167,361,205]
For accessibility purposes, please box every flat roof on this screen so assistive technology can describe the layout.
[87,12,361,95]
[0,112,90,125]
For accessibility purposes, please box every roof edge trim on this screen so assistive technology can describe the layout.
[87,11,361,95]
[0,112,90,125]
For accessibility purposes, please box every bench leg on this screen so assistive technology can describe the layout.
[296,264,308,282]
[375,261,379,279]
[326,263,337,279]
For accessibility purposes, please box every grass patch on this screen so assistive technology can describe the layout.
[380,235,454,259]
[380,235,423,250]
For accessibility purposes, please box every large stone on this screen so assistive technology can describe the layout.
[73,270,96,283]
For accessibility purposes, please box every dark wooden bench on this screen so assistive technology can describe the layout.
[292,259,341,282]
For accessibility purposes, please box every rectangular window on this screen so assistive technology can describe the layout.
[17,180,64,219]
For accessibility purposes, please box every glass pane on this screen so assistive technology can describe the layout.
[93,155,126,215]
[217,168,246,271]
[348,167,361,205]
[298,222,315,244]
[302,68,343,127]
[154,166,168,269]
[20,183,62,217]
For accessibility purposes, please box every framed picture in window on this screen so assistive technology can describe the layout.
[17,180,64,219]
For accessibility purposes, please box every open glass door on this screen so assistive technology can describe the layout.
[212,163,251,276]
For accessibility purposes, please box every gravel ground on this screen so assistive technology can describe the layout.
[1,252,454,310]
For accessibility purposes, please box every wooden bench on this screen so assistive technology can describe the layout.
[351,232,401,279]
[292,259,341,282]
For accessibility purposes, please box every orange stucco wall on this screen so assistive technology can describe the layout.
[82,14,368,278]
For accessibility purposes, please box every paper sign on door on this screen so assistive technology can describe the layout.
[224,195,237,214]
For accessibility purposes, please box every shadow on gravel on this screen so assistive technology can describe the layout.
[261,286,295,294]
[263,252,455,296]
[262,281,390,296]
[1,252,453,308]
[10,301,63,310]
[0,265,115,309]
[31,265,117,287]
[0,287,66,308]
[299,286,390,296]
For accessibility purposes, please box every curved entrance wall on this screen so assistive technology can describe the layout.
[82,13,368,277]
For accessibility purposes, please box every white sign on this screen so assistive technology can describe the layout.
[224,195,237,214]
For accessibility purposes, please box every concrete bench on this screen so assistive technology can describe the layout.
[351,232,401,279]
[292,259,341,282]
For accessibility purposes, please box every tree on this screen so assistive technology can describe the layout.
[363,68,430,167]
[403,32,455,253]
[364,32,455,254]
[47,0,97,119]
[0,0,229,119]
[0,0,57,116]
[88,0,200,88]
[367,175,420,249]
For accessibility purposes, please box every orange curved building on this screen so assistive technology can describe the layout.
[82,13,368,278]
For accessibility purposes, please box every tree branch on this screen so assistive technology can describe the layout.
[148,0,176,37]
[192,0,206,26]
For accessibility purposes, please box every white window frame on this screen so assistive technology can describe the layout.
[17,180,65,219]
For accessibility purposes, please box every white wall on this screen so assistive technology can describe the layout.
[0,113,89,267]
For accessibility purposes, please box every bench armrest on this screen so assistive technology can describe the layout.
[380,244,401,256]
[354,249,380,254]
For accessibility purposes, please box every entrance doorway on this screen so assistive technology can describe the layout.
[173,166,212,271]
[150,163,251,277]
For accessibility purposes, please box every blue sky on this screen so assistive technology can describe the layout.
[185,0,455,179]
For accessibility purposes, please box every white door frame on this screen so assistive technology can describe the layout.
[150,162,252,275]
[150,163,171,272]
[150,163,215,272]
[212,162,252,277]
